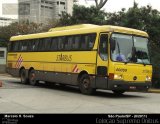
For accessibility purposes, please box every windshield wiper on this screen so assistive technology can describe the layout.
[117,42,121,56]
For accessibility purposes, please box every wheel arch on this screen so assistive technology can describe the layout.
[19,66,25,77]
[28,67,35,76]
[77,70,89,83]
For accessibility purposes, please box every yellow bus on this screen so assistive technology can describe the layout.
[7,24,152,95]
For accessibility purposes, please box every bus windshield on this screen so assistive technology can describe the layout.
[111,33,151,64]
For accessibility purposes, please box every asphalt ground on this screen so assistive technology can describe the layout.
[1,73,160,93]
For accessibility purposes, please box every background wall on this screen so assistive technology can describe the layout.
[0,47,7,73]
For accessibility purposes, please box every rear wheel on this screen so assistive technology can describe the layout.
[20,69,28,84]
[79,74,95,95]
[29,70,38,86]
[112,90,125,95]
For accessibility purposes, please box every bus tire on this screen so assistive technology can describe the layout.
[29,70,38,86]
[79,74,95,95]
[20,69,28,84]
[112,90,125,95]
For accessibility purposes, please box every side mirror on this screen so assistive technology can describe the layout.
[110,38,116,52]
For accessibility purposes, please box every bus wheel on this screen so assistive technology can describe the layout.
[29,70,38,86]
[20,69,28,84]
[112,90,125,95]
[79,74,95,95]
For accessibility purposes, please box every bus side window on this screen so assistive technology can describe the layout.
[73,35,81,50]
[27,40,37,51]
[80,33,96,50]
[66,36,73,50]
[99,34,108,61]
[13,42,19,52]
[44,38,52,51]
[38,39,45,51]
[32,40,36,51]
[88,34,96,49]
[50,37,58,51]
[21,41,28,51]
[84,35,89,50]
[80,35,87,50]
[20,41,23,51]
[32,39,39,51]
[64,37,69,50]
[58,37,65,50]
[18,41,22,51]
[28,40,33,51]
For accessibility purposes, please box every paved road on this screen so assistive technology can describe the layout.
[0,74,160,113]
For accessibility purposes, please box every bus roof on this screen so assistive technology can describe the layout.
[49,24,99,32]
[10,24,148,41]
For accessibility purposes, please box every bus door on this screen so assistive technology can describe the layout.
[96,33,109,89]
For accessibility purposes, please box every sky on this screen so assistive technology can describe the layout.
[0,0,160,19]
[78,0,160,12]
[0,0,18,19]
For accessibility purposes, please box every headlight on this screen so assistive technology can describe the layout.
[114,74,123,80]
[146,76,151,81]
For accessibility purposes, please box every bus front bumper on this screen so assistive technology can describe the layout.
[108,79,152,92]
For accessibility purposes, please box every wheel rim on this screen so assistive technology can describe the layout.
[83,79,90,89]
[30,72,35,84]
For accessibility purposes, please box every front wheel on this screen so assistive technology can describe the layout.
[79,74,95,95]
[29,70,38,86]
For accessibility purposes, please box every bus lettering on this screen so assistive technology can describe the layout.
[116,68,127,72]
[56,54,72,61]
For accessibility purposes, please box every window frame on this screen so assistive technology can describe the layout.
[98,33,109,61]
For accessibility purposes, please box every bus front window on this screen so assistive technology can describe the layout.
[111,34,133,62]
[134,37,150,64]
[110,33,150,64]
